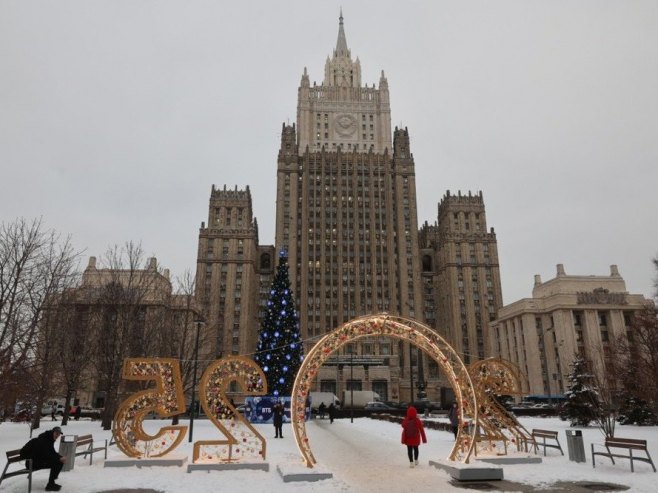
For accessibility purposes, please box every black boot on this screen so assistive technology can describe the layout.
[45,483,62,491]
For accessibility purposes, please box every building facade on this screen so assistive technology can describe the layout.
[490,264,651,398]
[195,185,262,360]
[419,191,504,365]
[193,13,504,405]
[51,256,200,409]
[273,14,424,402]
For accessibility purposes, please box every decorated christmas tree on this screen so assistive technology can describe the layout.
[254,248,304,397]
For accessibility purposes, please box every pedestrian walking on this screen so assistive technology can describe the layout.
[401,406,427,468]
[328,403,336,424]
[318,402,326,419]
[51,404,57,421]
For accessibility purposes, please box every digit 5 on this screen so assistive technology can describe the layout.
[112,358,187,458]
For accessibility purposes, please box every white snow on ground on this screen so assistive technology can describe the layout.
[1,416,656,492]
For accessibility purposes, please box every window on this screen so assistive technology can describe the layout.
[598,312,608,326]
[346,380,362,391]
[320,380,337,394]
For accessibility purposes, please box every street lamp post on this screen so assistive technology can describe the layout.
[350,349,354,423]
[188,319,203,443]
[409,344,414,404]
[417,351,426,400]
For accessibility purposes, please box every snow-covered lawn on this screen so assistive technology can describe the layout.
[1,416,656,492]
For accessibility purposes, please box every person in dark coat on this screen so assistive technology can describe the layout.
[447,402,460,439]
[272,401,284,438]
[21,426,66,491]
[318,402,326,419]
[73,405,81,421]
[327,403,336,424]
[401,406,427,468]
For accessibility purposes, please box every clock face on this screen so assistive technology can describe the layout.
[334,114,356,137]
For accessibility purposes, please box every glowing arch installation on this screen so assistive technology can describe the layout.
[290,314,479,467]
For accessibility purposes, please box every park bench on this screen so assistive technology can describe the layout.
[0,449,34,492]
[74,434,108,465]
[591,437,656,472]
[531,429,564,456]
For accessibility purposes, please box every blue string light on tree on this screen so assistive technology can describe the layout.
[254,247,304,397]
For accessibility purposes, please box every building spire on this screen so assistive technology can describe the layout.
[335,8,349,58]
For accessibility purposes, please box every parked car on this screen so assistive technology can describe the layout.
[40,401,66,416]
[364,401,398,411]
[409,399,439,414]
[383,401,406,409]
[66,405,102,419]
[12,402,35,422]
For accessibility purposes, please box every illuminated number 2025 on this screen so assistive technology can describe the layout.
[113,356,267,462]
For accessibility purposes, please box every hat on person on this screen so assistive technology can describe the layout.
[52,426,62,434]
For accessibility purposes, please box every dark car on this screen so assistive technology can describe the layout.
[410,399,438,413]
[364,401,398,411]
[383,401,406,409]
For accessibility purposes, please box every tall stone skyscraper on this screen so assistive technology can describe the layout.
[419,191,503,365]
[195,185,262,360]
[274,13,424,402]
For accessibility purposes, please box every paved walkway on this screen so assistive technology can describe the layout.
[448,480,629,492]
[96,482,629,493]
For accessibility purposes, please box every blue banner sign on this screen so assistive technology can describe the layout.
[243,395,311,424]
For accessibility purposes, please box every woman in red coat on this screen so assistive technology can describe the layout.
[401,406,427,468]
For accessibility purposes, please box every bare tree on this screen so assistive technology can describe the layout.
[90,242,173,429]
[0,218,79,425]
[150,269,206,424]
[615,306,658,416]
[47,288,97,426]
[606,256,658,425]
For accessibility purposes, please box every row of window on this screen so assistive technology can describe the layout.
[315,113,375,122]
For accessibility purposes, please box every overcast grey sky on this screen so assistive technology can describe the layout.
[1,0,657,303]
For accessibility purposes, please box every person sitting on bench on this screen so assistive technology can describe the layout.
[20,426,66,491]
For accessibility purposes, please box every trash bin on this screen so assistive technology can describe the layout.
[58,435,78,471]
[565,429,586,463]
